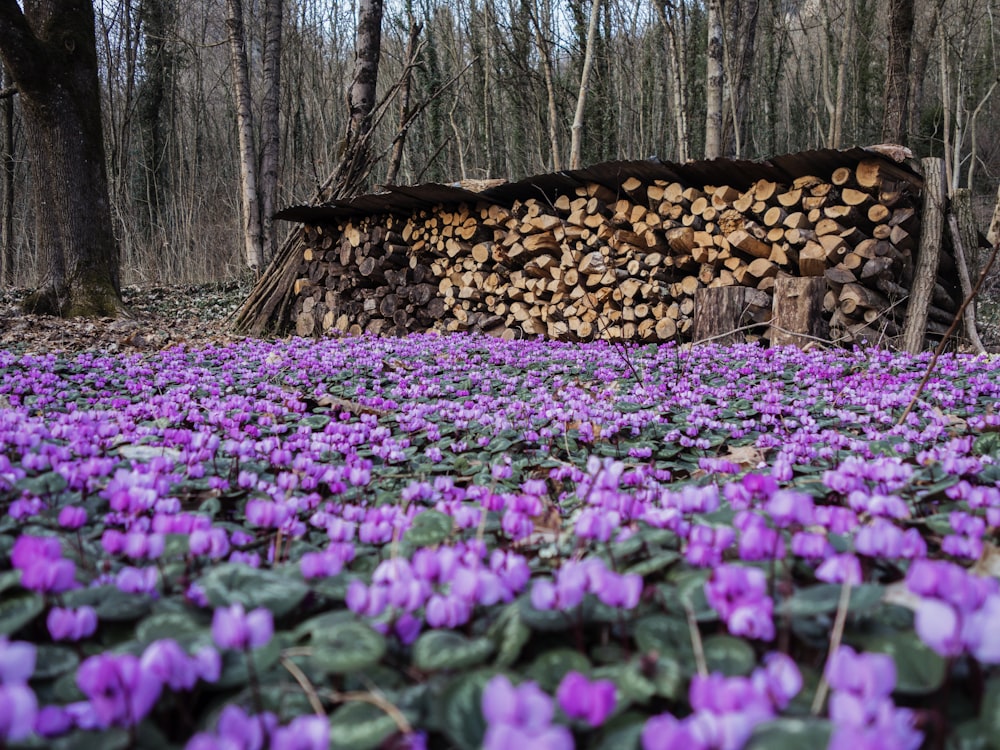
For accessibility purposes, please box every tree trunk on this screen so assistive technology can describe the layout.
[386,19,422,185]
[259,0,282,266]
[530,1,561,171]
[330,0,384,199]
[704,0,724,159]
[0,0,123,317]
[988,182,1000,248]
[1,61,14,286]
[225,0,264,273]
[569,0,601,170]
[771,277,829,348]
[828,0,854,149]
[882,0,914,144]
[901,157,946,353]
[724,0,759,157]
[657,0,689,162]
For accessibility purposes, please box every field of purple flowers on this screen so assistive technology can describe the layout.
[2,332,1000,750]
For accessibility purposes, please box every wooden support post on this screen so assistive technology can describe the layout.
[901,157,946,353]
[771,276,829,348]
[692,286,755,345]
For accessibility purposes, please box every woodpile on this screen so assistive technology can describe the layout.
[286,153,957,347]
[226,149,976,350]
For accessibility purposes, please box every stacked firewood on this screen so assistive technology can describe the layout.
[289,158,949,345]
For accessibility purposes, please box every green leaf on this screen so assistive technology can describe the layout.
[491,604,530,668]
[199,563,308,617]
[778,583,884,618]
[437,670,501,750]
[0,569,22,596]
[744,718,833,750]
[211,639,282,689]
[311,620,387,673]
[974,432,1000,457]
[95,589,154,622]
[517,593,574,632]
[702,634,757,676]
[404,510,454,547]
[49,729,131,750]
[329,701,404,750]
[948,720,992,750]
[413,630,495,671]
[136,611,207,644]
[850,631,946,694]
[592,711,645,750]
[525,648,591,693]
[33,645,80,680]
[625,550,680,577]
[648,655,684,700]
[980,677,1000,749]
[633,614,691,655]
[0,592,44,635]
[592,660,654,704]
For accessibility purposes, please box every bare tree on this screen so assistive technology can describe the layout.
[226,0,264,273]
[260,0,283,261]
[1,62,14,286]
[569,0,600,169]
[828,0,854,148]
[705,0,724,158]
[0,0,123,316]
[883,0,914,144]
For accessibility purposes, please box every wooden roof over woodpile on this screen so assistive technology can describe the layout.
[274,147,923,225]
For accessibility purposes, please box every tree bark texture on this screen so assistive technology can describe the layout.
[692,286,756,345]
[331,0,383,199]
[882,0,914,145]
[225,0,264,272]
[771,276,828,348]
[901,157,946,353]
[989,183,1000,248]
[947,189,985,354]
[724,0,759,157]
[259,0,282,265]
[704,0,724,159]
[828,0,854,149]
[569,0,600,170]
[1,60,14,286]
[0,0,123,316]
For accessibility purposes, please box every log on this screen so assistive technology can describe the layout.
[770,276,828,348]
[692,286,758,345]
[901,158,946,353]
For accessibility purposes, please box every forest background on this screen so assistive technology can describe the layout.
[0,0,997,292]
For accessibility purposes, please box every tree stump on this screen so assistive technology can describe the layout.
[692,286,756,345]
[770,276,828,348]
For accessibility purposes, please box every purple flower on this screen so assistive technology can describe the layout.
[556,671,616,726]
[640,712,706,750]
[815,554,862,585]
[914,599,962,657]
[34,704,74,737]
[12,535,77,594]
[961,594,1000,663]
[58,505,88,529]
[189,528,231,559]
[270,715,330,750]
[482,674,572,750]
[76,653,163,728]
[755,652,802,710]
[0,684,38,741]
[0,637,36,683]
[47,606,98,642]
[140,639,220,691]
[211,603,273,650]
[825,645,895,701]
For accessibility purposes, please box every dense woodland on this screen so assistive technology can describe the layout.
[0,0,998,289]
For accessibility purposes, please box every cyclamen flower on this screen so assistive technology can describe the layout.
[186,705,279,750]
[57,505,88,529]
[270,715,330,750]
[47,606,98,642]
[76,652,163,728]
[189,527,231,559]
[705,565,775,641]
[140,639,220,690]
[211,603,273,650]
[824,645,922,750]
[0,684,38,742]
[556,671,616,727]
[11,535,77,594]
[481,675,573,750]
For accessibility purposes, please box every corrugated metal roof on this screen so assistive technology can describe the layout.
[275,147,923,224]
